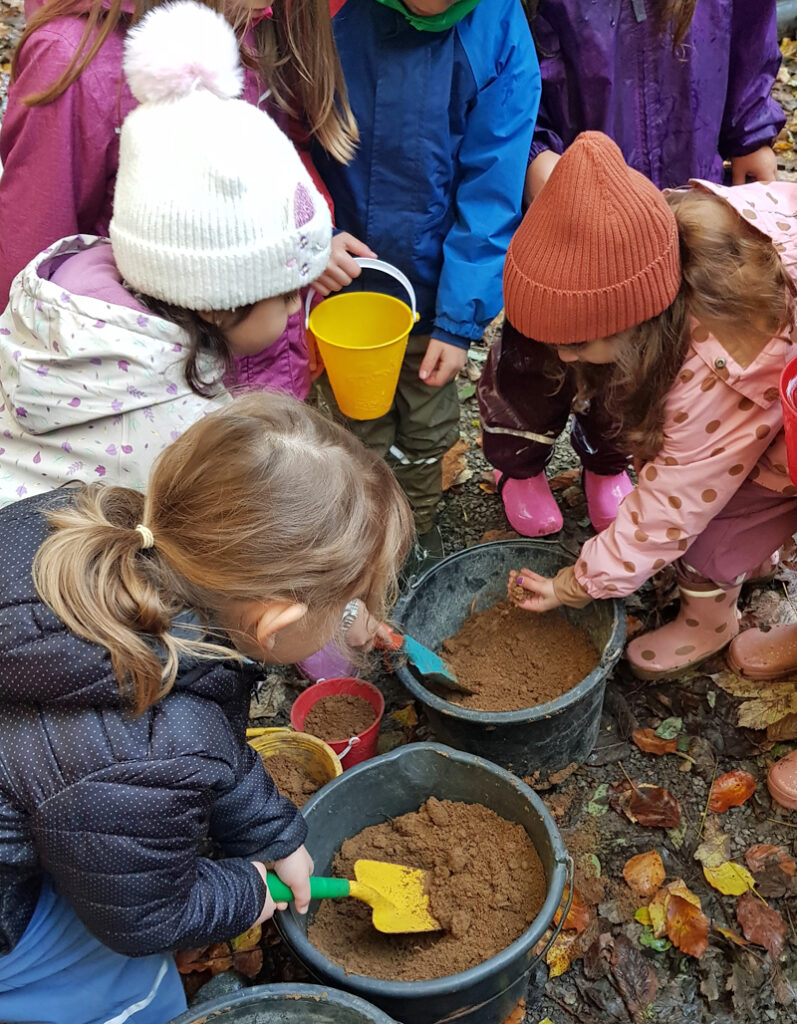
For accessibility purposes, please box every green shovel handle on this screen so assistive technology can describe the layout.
[266,872,351,902]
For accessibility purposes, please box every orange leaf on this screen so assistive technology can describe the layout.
[554,886,590,935]
[745,843,796,877]
[736,890,787,958]
[665,894,709,959]
[549,468,581,492]
[609,780,682,828]
[649,879,702,937]
[708,770,756,812]
[546,930,581,978]
[501,999,526,1024]
[714,926,748,947]
[622,850,666,898]
[631,728,678,756]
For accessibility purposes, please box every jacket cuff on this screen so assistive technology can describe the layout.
[431,326,471,349]
[552,565,592,609]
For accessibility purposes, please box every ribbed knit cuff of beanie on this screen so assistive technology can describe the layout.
[502,131,682,346]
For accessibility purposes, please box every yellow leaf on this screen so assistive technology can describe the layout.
[737,687,797,730]
[538,1019,556,1024]
[635,907,652,926]
[391,703,418,729]
[649,879,702,938]
[546,931,580,978]
[702,862,755,896]
[230,923,261,951]
[715,925,748,947]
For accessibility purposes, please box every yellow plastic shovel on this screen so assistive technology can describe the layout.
[267,860,441,934]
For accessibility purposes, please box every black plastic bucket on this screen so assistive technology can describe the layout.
[394,540,625,776]
[277,743,571,1024]
[169,983,396,1024]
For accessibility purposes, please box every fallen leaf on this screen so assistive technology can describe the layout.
[232,947,263,978]
[230,923,261,951]
[634,906,652,926]
[608,933,659,1020]
[554,886,590,934]
[736,890,787,958]
[391,703,418,729]
[693,819,731,868]
[441,439,469,491]
[609,780,682,828]
[175,942,233,976]
[479,528,520,543]
[767,711,797,741]
[501,999,526,1024]
[631,728,678,756]
[649,879,702,938]
[714,926,748,947]
[666,894,709,958]
[708,770,756,812]
[712,670,770,698]
[626,614,644,639]
[622,850,666,898]
[745,843,796,876]
[702,861,755,896]
[546,930,580,978]
[639,927,671,952]
[654,716,682,740]
[549,468,580,492]
[737,688,797,730]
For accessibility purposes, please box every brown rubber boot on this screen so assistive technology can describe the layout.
[727,622,797,680]
[627,584,741,681]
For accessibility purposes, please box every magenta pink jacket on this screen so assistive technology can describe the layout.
[574,181,797,601]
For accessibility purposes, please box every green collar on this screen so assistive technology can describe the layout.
[373,0,483,32]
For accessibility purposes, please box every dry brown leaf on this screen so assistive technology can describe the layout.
[479,470,497,494]
[666,894,709,959]
[622,850,666,898]
[737,688,797,730]
[736,890,787,958]
[549,468,580,492]
[767,711,797,741]
[609,780,682,828]
[708,770,756,812]
[441,439,469,490]
[693,818,731,868]
[745,843,796,877]
[479,528,520,544]
[631,728,678,756]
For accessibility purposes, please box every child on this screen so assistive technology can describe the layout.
[0,391,413,1023]
[478,0,785,536]
[0,1,331,507]
[507,132,797,805]
[313,0,540,564]
[0,0,355,400]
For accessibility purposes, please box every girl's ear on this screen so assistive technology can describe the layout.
[197,310,215,325]
[253,600,308,650]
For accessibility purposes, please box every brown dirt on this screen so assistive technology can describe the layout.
[303,694,376,741]
[307,797,547,981]
[264,753,323,809]
[441,602,599,711]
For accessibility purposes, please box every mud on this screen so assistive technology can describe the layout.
[264,753,323,809]
[307,797,547,981]
[441,602,599,711]
[303,694,376,741]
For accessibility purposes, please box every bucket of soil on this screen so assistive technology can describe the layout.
[247,728,342,808]
[169,982,397,1024]
[393,540,625,776]
[277,742,569,1024]
[291,678,384,769]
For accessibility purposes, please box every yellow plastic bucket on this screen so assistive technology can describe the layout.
[246,727,342,795]
[306,258,419,420]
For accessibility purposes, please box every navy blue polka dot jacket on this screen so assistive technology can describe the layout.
[0,492,307,957]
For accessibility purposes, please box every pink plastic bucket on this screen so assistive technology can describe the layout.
[781,359,797,485]
[290,678,385,769]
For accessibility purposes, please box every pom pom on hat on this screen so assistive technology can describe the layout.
[124,0,243,104]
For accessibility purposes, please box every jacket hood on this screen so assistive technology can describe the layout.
[0,237,217,436]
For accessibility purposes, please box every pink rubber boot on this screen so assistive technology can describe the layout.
[627,584,742,680]
[496,471,563,537]
[768,750,797,810]
[727,623,797,680]
[583,470,634,532]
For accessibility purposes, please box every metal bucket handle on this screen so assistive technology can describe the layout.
[528,855,575,970]
[336,734,362,762]
[305,257,418,326]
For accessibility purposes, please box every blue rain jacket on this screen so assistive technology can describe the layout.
[316,0,541,348]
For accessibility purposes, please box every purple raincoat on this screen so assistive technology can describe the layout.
[0,1,328,400]
[529,0,785,188]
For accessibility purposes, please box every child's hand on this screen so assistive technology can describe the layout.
[272,845,315,915]
[313,233,376,296]
[508,568,562,613]
[731,146,778,184]
[342,598,388,652]
[419,338,467,387]
[250,861,281,924]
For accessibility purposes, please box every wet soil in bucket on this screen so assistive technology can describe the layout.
[264,753,323,808]
[303,694,376,741]
[441,602,599,712]
[307,797,546,981]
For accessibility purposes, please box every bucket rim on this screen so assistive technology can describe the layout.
[393,539,626,724]
[167,982,398,1024]
[277,742,569,997]
[309,291,415,352]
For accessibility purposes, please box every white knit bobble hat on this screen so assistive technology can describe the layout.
[110,0,331,310]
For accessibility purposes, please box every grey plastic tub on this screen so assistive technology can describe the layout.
[394,540,625,776]
[277,743,570,1024]
[169,983,396,1024]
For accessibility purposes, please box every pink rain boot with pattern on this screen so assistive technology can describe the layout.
[583,470,634,532]
[496,471,563,537]
[727,622,797,680]
[627,584,742,680]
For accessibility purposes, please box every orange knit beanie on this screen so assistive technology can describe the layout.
[504,132,682,344]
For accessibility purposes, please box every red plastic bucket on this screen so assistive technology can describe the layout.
[290,678,385,769]
[780,358,797,485]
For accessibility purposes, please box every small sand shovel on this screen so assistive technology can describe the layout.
[267,861,441,934]
[376,625,475,695]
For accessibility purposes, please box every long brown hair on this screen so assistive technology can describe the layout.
[13,0,357,162]
[523,0,698,48]
[33,393,413,714]
[573,189,796,462]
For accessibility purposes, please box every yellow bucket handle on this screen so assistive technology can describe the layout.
[305,257,419,327]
